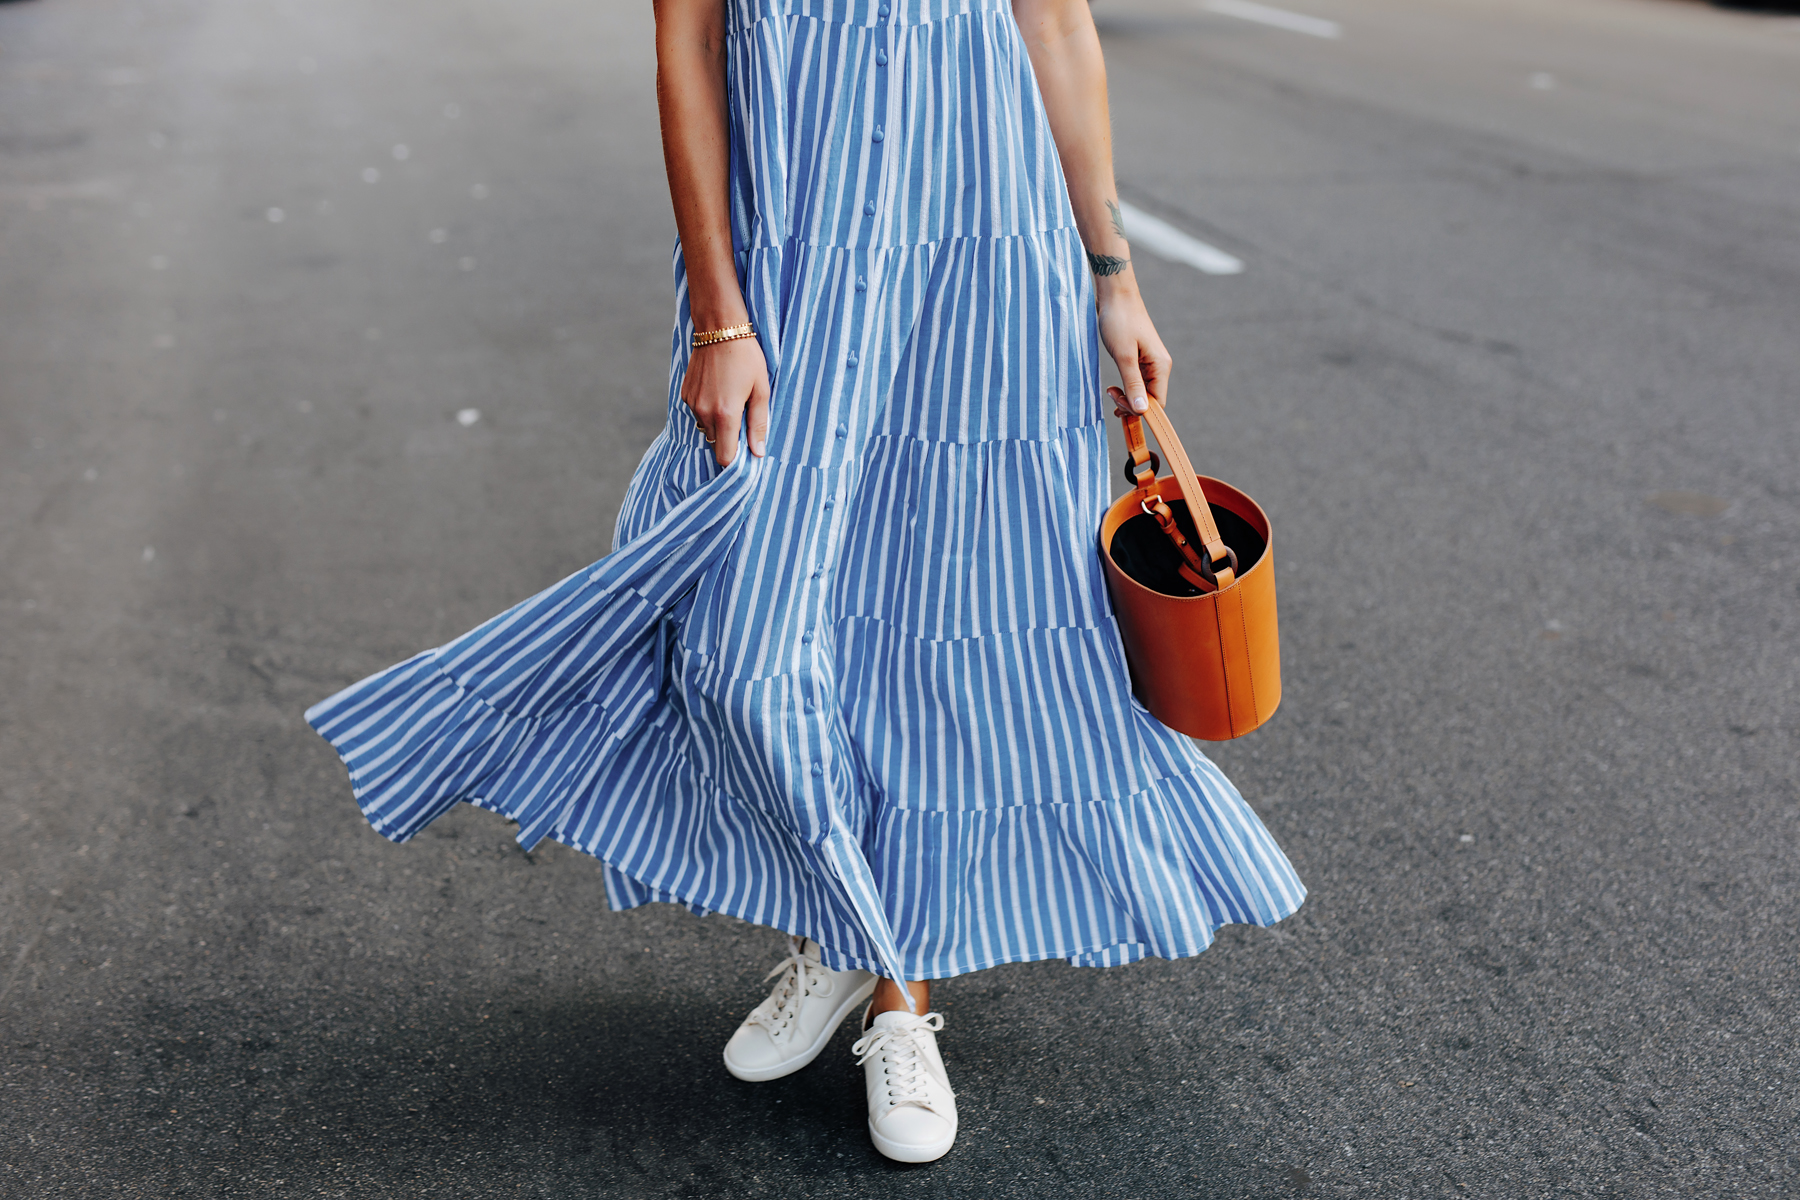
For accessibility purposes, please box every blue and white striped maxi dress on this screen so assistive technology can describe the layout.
[305,0,1304,984]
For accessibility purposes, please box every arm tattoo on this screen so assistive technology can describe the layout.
[1090,199,1130,274]
[1087,251,1131,277]
[1106,198,1126,239]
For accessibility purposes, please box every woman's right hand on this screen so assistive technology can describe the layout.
[683,335,771,468]
[656,0,769,469]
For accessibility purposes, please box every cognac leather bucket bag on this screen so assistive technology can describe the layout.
[1099,396,1281,740]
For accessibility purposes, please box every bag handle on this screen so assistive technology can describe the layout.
[1115,394,1238,593]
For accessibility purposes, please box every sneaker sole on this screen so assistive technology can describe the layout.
[868,1120,957,1164]
[721,973,878,1083]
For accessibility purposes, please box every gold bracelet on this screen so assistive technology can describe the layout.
[692,322,756,349]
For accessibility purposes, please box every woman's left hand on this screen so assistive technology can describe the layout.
[1096,274,1171,414]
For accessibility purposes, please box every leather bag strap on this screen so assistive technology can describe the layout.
[1116,397,1237,593]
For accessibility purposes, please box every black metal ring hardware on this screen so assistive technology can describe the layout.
[1121,450,1162,487]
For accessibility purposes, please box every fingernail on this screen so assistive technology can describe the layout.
[1131,395,1148,413]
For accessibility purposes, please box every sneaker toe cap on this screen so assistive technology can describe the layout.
[724,1024,781,1071]
[873,1104,954,1147]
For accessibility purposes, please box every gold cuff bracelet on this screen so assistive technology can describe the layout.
[692,322,756,349]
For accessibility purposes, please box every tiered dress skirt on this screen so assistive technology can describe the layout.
[305,0,1303,984]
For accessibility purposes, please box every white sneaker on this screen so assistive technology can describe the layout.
[852,1009,958,1163]
[722,936,877,1082]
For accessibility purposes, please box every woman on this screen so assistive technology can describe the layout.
[306,0,1302,1165]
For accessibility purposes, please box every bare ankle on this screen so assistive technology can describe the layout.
[868,977,931,1018]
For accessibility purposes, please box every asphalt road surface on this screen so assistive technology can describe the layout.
[3,0,1797,1195]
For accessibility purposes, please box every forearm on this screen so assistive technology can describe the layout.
[1011,0,1134,293]
[654,0,748,330]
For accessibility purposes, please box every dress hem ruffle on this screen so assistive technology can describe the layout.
[601,868,1303,978]
[308,639,1304,983]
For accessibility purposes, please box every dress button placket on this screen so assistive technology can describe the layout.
[865,6,891,230]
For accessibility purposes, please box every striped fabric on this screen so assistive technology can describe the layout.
[305,0,1303,983]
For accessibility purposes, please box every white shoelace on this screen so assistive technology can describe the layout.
[852,1012,948,1109]
[744,936,825,1042]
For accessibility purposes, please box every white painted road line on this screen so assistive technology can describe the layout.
[1202,0,1342,40]
[1118,202,1245,276]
